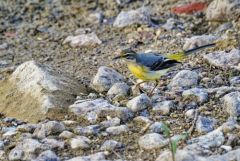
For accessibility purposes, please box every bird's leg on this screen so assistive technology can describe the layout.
[148,80,159,96]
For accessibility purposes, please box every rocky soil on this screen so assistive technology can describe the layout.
[0,0,240,161]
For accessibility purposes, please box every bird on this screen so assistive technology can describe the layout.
[113,43,215,95]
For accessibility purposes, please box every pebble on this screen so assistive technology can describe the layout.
[149,122,165,134]
[196,116,216,133]
[138,133,167,150]
[127,94,151,112]
[107,82,130,101]
[113,7,152,28]
[59,131,75,139]
[100,140,124,151]
[66,152,107,161]
[70,136,92,150]
[229,76,240,87]
[34,150,60,161]
[91,66,124,92]
[223,92,240,117]
[75,125,100,136]
[169,70,199,90]
[182,88,209,104]
[152,100,174,115]
[106,125,129,135]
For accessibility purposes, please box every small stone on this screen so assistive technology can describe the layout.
[127,94,151,112]
[91,66,124,92]
[155,150,203,161]
[100,117,121,129]
[63,32,102,47]
[87,12,103,24]
[17,124,37,133]
[33,121,65,139]
[149,122,165,134]
[69,99,133,123]
[0,141,4,150]
[113,7,152,28]
[183,35,219,50]
[206,0,240,21]
[203,49,240,68]
[182,88,209,104]
[186,129,225,154]
[220,145,232,152]
[8,149,24,161]
[196,116,216,133]
[0,43,8,50]
[161,18,184,31]
[59,131,75,139]
[169,70,199,90]
[185,109,196,119]
[70,136,92,150]
[34,150,60,161]
[66,152,106,161]
[9,139,45,161]
[75,125,100,136]
[100,140,124,151]
[0,150,5,160]
[106,125,129,135]
[229,76,240,87]
[152,101,174,115]
[42,138,65,149]
[223,92,240,117]
[138,133,167,150]
[107,82,130,101]
[133,116,153,124]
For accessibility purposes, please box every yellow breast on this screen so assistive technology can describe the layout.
[127,62,169,81]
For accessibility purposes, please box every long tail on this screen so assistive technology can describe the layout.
[166,43,216,61]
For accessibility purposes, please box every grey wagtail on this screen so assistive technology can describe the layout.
[113,43,215,95]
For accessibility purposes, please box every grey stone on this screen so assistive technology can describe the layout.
[204,49,240,68]
[33,121,65,139]
[9,149,24,161]
[183,35,219,50]
[183,88,209,104]
[70,136,92,150]
[69,99,133,123]
[155,150,204,161]
[161,18,184,31]
[113,7,152,28]
[0,43,8,50]
[59,131,75,139]
[75,125,100,136]
[138,133,167,150]
[66,152,106,161]
[185,109,196,119]
[186,129,225,155]
[9,138,45,161]
[63,32,102,47]
[152,101,174,115]
[206,0,240,21]
[100,140,124,151]
[107,82,130,101]
[0,150,5,160]
[208,149,240,161]
[87,12,103,24]
[42,138,65,149]
[229,76,240,87]
[0,141,4,150]
[33,150,60,161]
[133,116,153,124]
[127,94,151,112]
[106,125,129,135]
[169,70,199,90]
[223,92,240,117]
[149,122,165,134]
[91,66,124,92]
[196,116,216,133]
[17,124,37,133]
[99,117,121,129]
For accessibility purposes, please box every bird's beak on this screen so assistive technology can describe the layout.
[112,55,122,60]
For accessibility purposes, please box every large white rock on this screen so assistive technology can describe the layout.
[206,0,240,21]
[7,61,86,122]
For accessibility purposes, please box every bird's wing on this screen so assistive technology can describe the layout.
[136,53,180,71]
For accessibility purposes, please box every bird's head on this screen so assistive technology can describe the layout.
[113,48,137,62]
